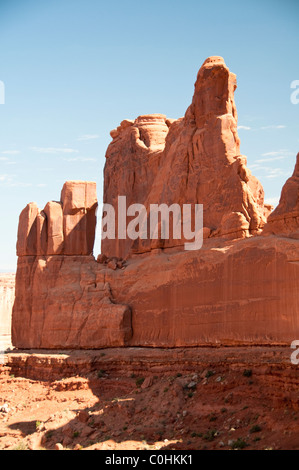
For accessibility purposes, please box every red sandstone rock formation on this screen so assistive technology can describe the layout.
[0,274,15,349]
[103,114,169,258]
[12,255,132,348]
[17,181,98,257]
[11,56,299,349]
[102,57,268,259]
[11,232,299,348]
[12,181,132,348]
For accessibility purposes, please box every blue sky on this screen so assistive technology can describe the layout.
[0,0,298,271]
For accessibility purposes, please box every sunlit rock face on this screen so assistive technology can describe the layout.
[102,57,268,259]
[11,57,299,349]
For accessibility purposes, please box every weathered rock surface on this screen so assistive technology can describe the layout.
[12,256,132,349]
[16,181,98,257]
[11,234,299,348]
[61,181,98,255]
[12,181,132,349]
[263,152,299,236]
[11,56,299,349]
[103,114,169,258]
[102,56,268,259]
[17,203,40,256]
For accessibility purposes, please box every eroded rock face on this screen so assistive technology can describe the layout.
[103,114,169,258]
[11,235,299,348]
[102,56,267,259]
[0,274,15,349]
[17,203,40,256]
[11,56,299,349]
[61,181,98,255]
[16,181,98,256]
[12,181,132,348]
[12,256,132,349]
[263,153,299,236]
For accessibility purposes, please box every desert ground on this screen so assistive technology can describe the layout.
[0,347,298,450]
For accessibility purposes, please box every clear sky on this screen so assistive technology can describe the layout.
[0,0,298,272]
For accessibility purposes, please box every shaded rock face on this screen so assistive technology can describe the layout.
[102,56,267,259]
[263,153,299,236]
[17,181,98,257]
[12,256,132,349]
[11,56,299,349]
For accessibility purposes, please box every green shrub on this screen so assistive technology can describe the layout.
[202,429,217,441]
[205,370,215,378]
[231,438,247,449]
[136,377,145,387]
[250,425,262,434]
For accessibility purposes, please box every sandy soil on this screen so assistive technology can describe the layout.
[0,347,298,450]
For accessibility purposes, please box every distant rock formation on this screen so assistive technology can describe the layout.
[11,57,299,349]
[0,274,15,348]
